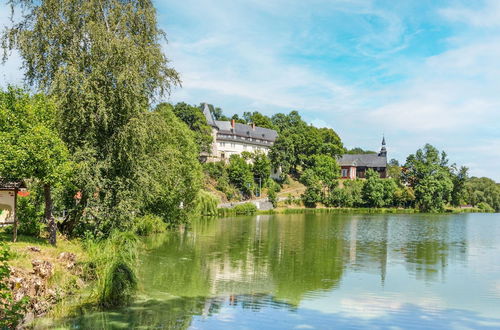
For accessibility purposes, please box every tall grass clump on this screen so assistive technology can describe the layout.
[133,214,166,236]
[84,230,139,308]
[194,190,219,216]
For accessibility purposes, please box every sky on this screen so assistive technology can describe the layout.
[1,0,499,181]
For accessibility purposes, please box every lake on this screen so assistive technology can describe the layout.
[50,213,500,329]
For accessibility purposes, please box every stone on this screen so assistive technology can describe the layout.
[58,252,77,269]
[26,246,41,252]
[31,259,53,279]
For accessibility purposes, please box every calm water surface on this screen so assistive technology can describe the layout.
[53,213,500,329]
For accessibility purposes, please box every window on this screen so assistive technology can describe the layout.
[341,169,348,177]
[231,143,235,148]
[243,145,247,150]
[219,142,225,147]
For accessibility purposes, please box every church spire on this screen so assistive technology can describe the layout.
[379,136,387,157]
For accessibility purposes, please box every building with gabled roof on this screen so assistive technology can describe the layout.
[339,138,388,179]
[200,103,278,162]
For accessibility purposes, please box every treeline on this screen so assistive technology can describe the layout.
[173,102,499,213]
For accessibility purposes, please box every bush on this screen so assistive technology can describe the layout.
[203,161,225,180]
[194,190,219,216]
[0,243,29,328]
[268,187,278,208]
[477,202,494,212]
[100,260,137,308]
[84,230,140,308]
[233,203,257,215]
[4,193,44,237]
[133,215,165,236]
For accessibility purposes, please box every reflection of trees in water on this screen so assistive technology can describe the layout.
[399,215,467,281]
[139,214,468,308]
[55,294,295,329]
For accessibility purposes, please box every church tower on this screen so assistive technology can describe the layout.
[378,136,387,157]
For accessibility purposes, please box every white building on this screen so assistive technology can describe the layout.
[201,103,278,162]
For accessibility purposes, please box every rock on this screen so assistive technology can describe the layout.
[58,252,77,269]
[31,260,53,279]
[27,246,41,252]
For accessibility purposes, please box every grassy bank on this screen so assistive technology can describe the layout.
[218,205,487,217]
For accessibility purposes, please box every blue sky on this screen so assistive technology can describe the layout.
[1,0,500,180]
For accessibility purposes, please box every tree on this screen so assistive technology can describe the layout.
[362,169,386,207]
[251,152,271,184]
[2,0,182,235]
[242,111,275,129]
[403,144,453,212]
[303,154,340,196]
[172,102,213,154]
[345,147,377,154]
[464,177,500,211]
[450,166,469,207]
[269,111,343,178]
[387,159,402,182]
[0,88,71,245]
[227,155,254,198]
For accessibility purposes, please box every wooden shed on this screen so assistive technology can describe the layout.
[0,179,27,241]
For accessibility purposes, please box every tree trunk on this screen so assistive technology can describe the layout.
[44,183,56,246]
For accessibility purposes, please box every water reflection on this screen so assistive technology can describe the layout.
[50,213,500,329]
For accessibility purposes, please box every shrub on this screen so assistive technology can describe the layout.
[477,202,494,212]
[233,203,257,215]
[0,243,29,328]
[203,161,226,180]
[84,230,140,308]
[133,215,165,236]
[268,187,278,208]
[195,190,219,216]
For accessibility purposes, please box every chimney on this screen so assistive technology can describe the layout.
[252,122,255,130]
[231,119,235,128]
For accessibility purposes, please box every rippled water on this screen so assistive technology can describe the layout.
[51,213,500,329]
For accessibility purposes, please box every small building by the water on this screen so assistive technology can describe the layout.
[339,138,388,179]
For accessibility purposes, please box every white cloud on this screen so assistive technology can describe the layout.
[440,0,500,28]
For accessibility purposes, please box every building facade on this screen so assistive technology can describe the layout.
[201,103,278,162]
[339,138,388,179]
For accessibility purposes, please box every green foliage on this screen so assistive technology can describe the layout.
[232,203,257,215]
[325,179,364,207]
[362,169,386,207]
[251,152,271,182]
[0,243,29,328]
[242,111,275,129]
[15,195,44,237]
[227,155,254,198]
[71,104,202,237]
[387,159,402,182]
[450,166,469,206]
[0,88,71,244]
[194,190,219,216]
[303,154,340,190]
[269,111,343,178]
[84,231,139,308]
[2,0,186,238]
[476,202,494,212]
[133,215,166,236]
[203,161,226,180]
[172,102,213,154]
[300,169,322,208]
[345,147,377,154]
[464,177,500,211]
[268,186,278,208]
[403,144,454,212]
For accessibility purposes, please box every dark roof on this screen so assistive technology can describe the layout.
[200,102,278,142]
[216,121,277,142]
[0,179,26,190]
[201,103,218,127]
[338,154,387,168]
